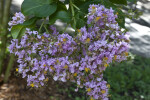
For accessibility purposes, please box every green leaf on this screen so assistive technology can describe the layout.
[11,25,26,39]
[77,19,86,29]
[22,17,38,26]
[21,0,57,17]
[49,17,57,25]
[49,10,71,24]
[109,0,127,5]
[57,1,67,11]
[116,12,125,28]
[11,17,38,39]
[75,13,86,29]
[49,1,70,24]
[55,11,71,22]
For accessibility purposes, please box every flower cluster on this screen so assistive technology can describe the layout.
[9,4,130,100]
[8,12,25,31]
[9,27,77,87]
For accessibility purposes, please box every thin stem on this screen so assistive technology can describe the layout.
[44,25,49,34]
[70,0,76,28]
[70,0,75,17]
[72,4,80,11]
[39,19,45,32]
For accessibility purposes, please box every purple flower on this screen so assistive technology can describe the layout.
[39,74,45,81]
[8,12,25,31]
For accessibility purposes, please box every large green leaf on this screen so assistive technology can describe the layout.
[11,25,26,39]
[22,17,39,26]
[49,1,69,24]
[109,0,127,5]
[55,11,71,22]
[49,16,57,25]
[49,10,71,24]
[21,0,57,17]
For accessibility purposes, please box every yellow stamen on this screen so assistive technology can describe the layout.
[43,64,46,67]
[92,6,96,9]
[42,36,45,39]
[87,88,91,92]
[101,90,106,94]
[95,17,101,21]
[30,83,34,87]
[107,84,110,88]
[64,65,68,69]
[102,14,107,17]
[85,68,90,72]
[125,52,128,56]
[74,73,77,77]
[116,12,118,15]
[16,68,18,72]
[90,97,94,100]
[86,38,91,43]
[50,66,55,70]
[58,43,61,46]
[104,57,108,61]
[114,55,117,60]
[77,29,81,33]
[56,60,60,63]
[45,78,48,81]
[104,63,108,67]
[63,38,67,42]
[44,71,47,74]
